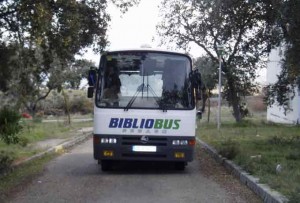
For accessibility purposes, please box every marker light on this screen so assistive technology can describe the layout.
[188,139,196,146]
[94,136,100,144]
[174,152,185,158]
[103,150,114,157]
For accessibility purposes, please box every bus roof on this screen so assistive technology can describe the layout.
[103,48,189,56]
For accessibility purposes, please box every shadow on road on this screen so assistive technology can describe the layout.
[98,161,189,175]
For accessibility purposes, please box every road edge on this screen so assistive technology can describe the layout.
[11,131,92,169]
[196,138,289,203]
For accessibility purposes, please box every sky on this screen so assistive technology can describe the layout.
[83,0,267,84]
[106,0,161,51]
[83,0,204,64]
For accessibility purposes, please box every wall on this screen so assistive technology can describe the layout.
[266,46,300,124]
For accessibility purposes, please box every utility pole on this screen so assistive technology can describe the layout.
[217,45,224,130]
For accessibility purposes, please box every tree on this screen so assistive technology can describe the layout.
[14,57,95,116]
[0,106,22,145]
[194,56,218,122]
[64,59,95,89]
[264,0,300,112]
[0,0,139,116]
[0,43,18,92]
[157,0,277,122]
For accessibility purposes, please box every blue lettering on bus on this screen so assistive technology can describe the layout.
[108,118,181,130]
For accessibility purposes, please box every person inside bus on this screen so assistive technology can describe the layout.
[102,64,121,106]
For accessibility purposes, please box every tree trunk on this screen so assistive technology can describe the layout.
[227,79,242,122]
[232,100,242,122]
[62,89,71,125]
[24,102,36,118]
[207,93,211,123]
[201,87,208,113]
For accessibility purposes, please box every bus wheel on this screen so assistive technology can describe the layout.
[175,162,185,171]
[101,160,112,171]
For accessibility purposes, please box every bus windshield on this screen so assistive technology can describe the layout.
[95,51,194,110]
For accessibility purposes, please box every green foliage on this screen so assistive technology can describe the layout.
[64,59,95,89]
[69,96,93,114]
[158,0,267,122]
[218,139,240,160]
[265,69,296,113]
[289,187,300,203]
[0,153,56,202]
[194,56,218,91]
[199,118,300,200]
[0,0,138,116]
[238,102,250,119]
[0,43,17,92]
[268,135,300,146]
[110,0,140,13]
[17,136,29,147]
[0,150,14,173]
[286,151,300,161]
[263,0,300,111]
[236,154,277,176]
[0,107,22,144]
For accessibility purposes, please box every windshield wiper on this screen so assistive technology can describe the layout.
[124,83,166,111]
[124,85,143,111]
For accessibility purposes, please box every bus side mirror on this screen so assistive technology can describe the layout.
[87,86,94,98]
[88,68,97,86]
[87,67,97,98]
[189,69,202,101]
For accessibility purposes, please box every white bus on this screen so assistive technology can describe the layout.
[88,49,202,171]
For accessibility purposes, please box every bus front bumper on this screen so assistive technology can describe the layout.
[93,134,195,162]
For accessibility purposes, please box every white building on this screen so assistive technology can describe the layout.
[266,46,300,124]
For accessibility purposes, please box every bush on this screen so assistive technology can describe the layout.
[18,136,29,147]
[0,107,22,144]
[289,187,300,203]
[69,96,93,114]
[0,150,14,173]
[218,139,240,160]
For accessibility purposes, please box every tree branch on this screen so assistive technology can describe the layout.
[181,15,218,62]
[0,8,16,19]
[36,88,53,103]
[227,16,252,65]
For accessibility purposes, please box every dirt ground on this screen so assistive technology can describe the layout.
[198,147,262,203]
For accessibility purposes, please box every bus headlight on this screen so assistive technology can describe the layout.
[172,140,188,145]
[109,138,117,144]
[172,140,180,145]
[101,138,117,144]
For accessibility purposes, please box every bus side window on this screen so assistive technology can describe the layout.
[103,63,121,103]
[162,60,185,92]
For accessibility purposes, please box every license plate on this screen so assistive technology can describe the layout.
[132,145,157,152]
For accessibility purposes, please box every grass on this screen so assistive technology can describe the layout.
[0,115,93,201]
[0,117,92,163]
[198,107,300,200]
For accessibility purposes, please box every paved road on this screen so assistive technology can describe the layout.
[9,138,261,203]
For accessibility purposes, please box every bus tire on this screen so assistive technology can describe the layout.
[101,160,112,171]
[175,162,185,171]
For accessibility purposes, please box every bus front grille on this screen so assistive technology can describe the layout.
[121,136,168,146]
[122,153,166,158]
